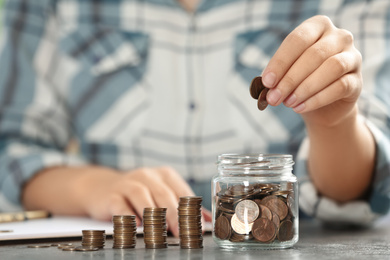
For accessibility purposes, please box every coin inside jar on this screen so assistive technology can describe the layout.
[231,214,253,235]
[277,220,294,242]
[261,196,288,221]
[252,217,276,243]
[235,200,259,223]
[214,215,231,240]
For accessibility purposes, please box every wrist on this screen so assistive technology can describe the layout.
[305,105,376,202]
[304,104,359,137]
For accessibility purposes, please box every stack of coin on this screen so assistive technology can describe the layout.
[112,215,137,249]
[81,230,105,249]
[178,196,203,249]
[143,208,168,249]
[214,183,295,243]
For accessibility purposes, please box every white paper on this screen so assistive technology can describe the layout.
[0,216,113,240]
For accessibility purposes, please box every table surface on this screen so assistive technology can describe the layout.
[1,219,390,260]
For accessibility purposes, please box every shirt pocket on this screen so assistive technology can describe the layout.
[234,27,286,83]
[60,26,149,75]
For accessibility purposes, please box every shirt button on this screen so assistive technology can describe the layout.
[189,102,196,110]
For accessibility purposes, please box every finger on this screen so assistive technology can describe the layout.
[202,207,212,222]
[108,194,141,226]
[201,207,212,234]
[262,15,333,89]
[293,73,361,114]
[268,31,350,107]
[286,50,361,109]
[136,168,181,237]
[156,166,195,199]
[121,181,156,224]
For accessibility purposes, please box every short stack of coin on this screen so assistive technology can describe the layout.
[178,196,203,249]
[81,230,105,249]
[214,183,295,243]
[143,207,168,249]
[112,215,137,249]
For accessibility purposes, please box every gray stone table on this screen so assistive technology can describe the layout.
[1,219,390,260]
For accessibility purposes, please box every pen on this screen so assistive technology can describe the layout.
[0,210,51,223]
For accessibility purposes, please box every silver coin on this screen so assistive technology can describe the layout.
[235,199,259,223]
[230,214,253,235]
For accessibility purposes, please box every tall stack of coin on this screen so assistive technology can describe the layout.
[178,196,203,249]
[81,230,105,249]
[143,208,168,249]
[112,215,137,249]
[214,183,295,243]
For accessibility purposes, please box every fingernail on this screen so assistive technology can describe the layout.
[284,94,297,107]
[293,103,306,113]
[262,72,276,88]
[267,88,281,105]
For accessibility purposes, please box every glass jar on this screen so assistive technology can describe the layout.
[212,154,298,249]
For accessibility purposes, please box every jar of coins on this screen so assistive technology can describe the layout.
[212,154,298,249]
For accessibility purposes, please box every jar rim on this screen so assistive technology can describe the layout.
[217,153,294,170]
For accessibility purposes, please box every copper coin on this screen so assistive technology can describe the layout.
[249,76,265,99]
[59,245,78,249]
[263,196,288,221]
[272,212,280,230]
[62,247,76,251]
[277,220,294,241]
[235,200,259,224]
[252,217,276,243]
[214,215,231,240]
[272,190,292,196]
[227,184,255,196]
[259,204,273,221]
[253,199,262,207]
[75,246,99,251]
[229,232,246,242]
[257,87,269,111]
[57,243,73,247]
[230,214,253,235]
[27,245,51,248]
[229,232,253,242]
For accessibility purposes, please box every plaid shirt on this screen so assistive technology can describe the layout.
[0,0,389,224]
